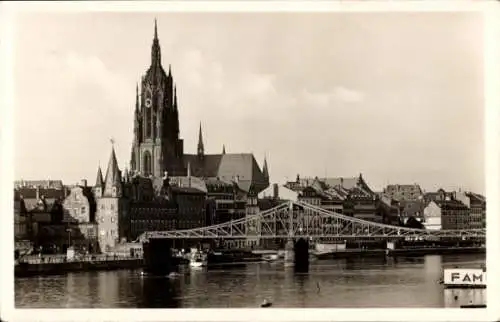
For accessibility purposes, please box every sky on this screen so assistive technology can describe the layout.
[13,11,485,193]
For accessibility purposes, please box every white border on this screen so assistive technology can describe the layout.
[1,1,499,322]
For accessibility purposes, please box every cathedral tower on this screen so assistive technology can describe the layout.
[130,20,185,177]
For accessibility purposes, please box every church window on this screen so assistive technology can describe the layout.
[143,151,152,176]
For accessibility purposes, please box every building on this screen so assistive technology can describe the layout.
[93,147,131,252]
[398,200,425,224]
[14,191,29,241]
[285,174,391,224]
[423,189,470,230]
[128,20,269,195]
[383,184,423,201]
[455,191,486,229]
[62,182,97,223]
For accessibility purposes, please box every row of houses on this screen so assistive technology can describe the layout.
[260,176,486,231]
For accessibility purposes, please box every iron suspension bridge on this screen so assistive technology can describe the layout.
[138,200,485,242]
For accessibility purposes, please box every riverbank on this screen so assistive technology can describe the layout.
[315,246,485,259]
[15,257,144,277]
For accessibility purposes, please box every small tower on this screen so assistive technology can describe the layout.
[93,166,104,198]
[222,144,226,155]
[197,122,204,159]
[263,156,269,181]
[95,142,127,253]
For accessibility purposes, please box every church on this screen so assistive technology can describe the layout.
[129,20,269,192]
[91,20,270,252]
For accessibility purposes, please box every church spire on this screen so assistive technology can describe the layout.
[151,19,161,66]
[197,122,204,157]
[263,156,269,179]
[95,166,104,187]
[154,18,158,40]
[222,144,226,154]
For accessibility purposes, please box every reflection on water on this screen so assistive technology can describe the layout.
[15,254,485,308]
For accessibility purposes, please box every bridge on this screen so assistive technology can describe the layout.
[138,200,485,242]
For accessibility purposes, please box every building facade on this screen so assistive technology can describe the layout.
[383,184,423,201]
[423,189,470,230]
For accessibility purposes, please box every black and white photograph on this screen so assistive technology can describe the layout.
[1,1,499,321]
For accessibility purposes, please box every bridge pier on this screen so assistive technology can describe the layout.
[284,238,309,272]
[294,238,309,273]
[142,239,174,276]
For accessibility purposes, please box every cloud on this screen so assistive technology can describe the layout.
[332,86,365,103]
[300,86,365,108]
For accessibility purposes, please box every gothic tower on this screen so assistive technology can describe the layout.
[130,20,185,177]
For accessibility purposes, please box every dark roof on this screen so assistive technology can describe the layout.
[170,186,206,194]
[434,200,469,210]
[183,154,221,178]
[183,153,268,193]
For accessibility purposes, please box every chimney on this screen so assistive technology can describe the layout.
[36,186,40,200]
[81,179,87,187]
[273,183,279,199]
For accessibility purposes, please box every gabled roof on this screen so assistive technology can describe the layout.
[183,153,268,193]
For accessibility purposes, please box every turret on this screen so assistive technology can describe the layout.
[93,166,104,198]
[263,157,269,181]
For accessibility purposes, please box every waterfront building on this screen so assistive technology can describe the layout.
[383,184,423,201]
[62,182,97,223]
[455,191,486,229]
[423,189,470,230]
[398,199,425,225]
[286,174,392,224]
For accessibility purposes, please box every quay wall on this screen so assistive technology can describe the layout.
[315,246,485,259]
[15,257,144,277]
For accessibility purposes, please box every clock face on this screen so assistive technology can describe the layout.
[145,85,153,108]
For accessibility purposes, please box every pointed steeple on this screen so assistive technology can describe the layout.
[151,19,161,66]
[95,166,104,187]
[222,144,226,154]
[154,18,158,40]
[263,156,269,179]
[104,142,121,195]
[197,122,204,157]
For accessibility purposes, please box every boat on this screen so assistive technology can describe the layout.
[260,299,273,308]
[189,249,207,268]
[262,254,279,262]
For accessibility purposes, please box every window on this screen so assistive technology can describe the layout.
[81,207,86,214]
[111,204,115,210]
[111,217,115,223]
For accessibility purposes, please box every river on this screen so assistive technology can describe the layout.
[15,254,486,308]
